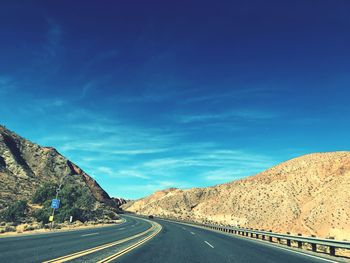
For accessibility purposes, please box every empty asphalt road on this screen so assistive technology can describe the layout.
[118,218,341,263]
[0,215,344,263]
[0,216,151,263]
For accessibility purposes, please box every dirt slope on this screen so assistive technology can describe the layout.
[123,152,350,239]
[0,125,116,209]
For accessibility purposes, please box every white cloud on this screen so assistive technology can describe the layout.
[0,76,16,94]
[42,18,62,62]
[203,169,250,182]
[91,167,150,180]
[176,109,278,124]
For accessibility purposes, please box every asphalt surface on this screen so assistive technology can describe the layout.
[0,216,150,263]
[0,216,342,263]
[117,218,339,263]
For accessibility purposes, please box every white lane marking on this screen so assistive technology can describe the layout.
[182,227,186,230]
[81,232,99,237]
[157,218,337,263]
[204,241,214,248]
[118,227,125,230]
[190,232,195,235]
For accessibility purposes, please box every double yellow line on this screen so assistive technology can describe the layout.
[98,222,162,263]
[43,219,161,263]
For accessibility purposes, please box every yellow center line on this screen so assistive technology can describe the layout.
[43,222,155,263]
[97,221,162,263]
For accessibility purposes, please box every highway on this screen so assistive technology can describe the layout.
[0,216,153,263]
[0,215,344,263]
[118,218,341,263]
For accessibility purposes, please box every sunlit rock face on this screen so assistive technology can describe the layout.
[123,152,350,240]
[0,125,115,209]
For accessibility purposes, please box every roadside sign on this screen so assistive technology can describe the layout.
[51,199,60,209]
[49,216,54,222]
[69,216,73,223]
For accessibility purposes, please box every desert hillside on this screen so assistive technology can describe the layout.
[0,125,115,210]
[123,152,350,240]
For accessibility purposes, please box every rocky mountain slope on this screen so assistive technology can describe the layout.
[123,152,350,240]
[112,197,127,207]
[0,125,116,210]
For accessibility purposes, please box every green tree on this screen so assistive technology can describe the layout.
[32,182,96,223]
[1,200,28,223]
[32,183,57,204]
[33,207,51,224]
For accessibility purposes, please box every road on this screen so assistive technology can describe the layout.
[0,216,151,263]
[0,215,342,263]
[118,218,340,263]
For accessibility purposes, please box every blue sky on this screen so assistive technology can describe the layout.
[1,1,349,199]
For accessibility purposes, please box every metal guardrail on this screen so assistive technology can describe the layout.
[130,213,350,257]
[203,223,350,256]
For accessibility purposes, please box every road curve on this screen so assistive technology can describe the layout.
[0,216,344,263]
[117,218,342,263]
[0,216,152,263]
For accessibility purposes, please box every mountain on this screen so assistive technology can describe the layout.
[123,152,350,240]
[0,125,115,210]
[112,197,127,207]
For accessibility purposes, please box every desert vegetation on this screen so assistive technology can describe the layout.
[123,152,350,241]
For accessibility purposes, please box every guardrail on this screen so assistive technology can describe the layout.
[203,224,350,257]
[127,213,350,258]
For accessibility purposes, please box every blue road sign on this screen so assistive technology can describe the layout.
[51,199,60,209]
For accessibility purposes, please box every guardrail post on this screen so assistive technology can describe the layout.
[286,232,291,246]
[326,237,336,256]
[311,243,317,252]
[256,233,259,239]
[250,232,253,238]
[310,235,317,252]
[297,234,302,249]
[262,234,265,240]
[269,230,273,242]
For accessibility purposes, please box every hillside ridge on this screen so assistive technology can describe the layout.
[0,125,115,209]
[123,151,350,240]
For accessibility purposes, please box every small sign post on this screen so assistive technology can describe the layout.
[50,199,60,229]
[50,174,69,230]
[51,199,60,209]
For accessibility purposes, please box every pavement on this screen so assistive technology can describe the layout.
[0,216,150,263]
[0,215,345,263]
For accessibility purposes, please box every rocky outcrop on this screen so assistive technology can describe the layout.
[112,197,127,207]
[0,125,115,209]
[123,152,350,240]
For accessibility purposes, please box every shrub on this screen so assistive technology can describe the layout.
[0,201,28,223]
[33,207,51,224]
[32,183,57,204]
[32,182,96,223]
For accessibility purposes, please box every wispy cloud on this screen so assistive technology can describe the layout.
[92,167,150,180]
[0,76,16,94]
[42,18,62,63]
[175,109,278,124]
[115,88,195,104]
[181,87,275,104]
[203,169,247,182]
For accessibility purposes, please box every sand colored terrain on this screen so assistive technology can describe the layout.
[123,152,350,240]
